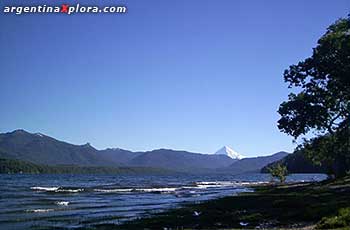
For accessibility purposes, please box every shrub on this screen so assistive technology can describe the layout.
[316,207,350,229]
[268,164,288,183]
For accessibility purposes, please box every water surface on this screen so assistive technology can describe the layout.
[0,173,326,229]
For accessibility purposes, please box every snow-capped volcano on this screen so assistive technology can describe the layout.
[214,146,244,160]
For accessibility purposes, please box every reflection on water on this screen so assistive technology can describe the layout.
[0,173,326,229]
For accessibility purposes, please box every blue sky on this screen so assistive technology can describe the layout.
[0,0,349,157]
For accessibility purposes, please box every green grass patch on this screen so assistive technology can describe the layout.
[316,208,350,229]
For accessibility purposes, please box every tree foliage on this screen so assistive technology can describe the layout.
[277,17,350,177]
[300,127,350,177]
[268,164,288,183]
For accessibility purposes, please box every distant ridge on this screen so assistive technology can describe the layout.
[0,130,235,172]
[128,148,234,171]
[221,151,290,174]
[0,129,110,166]
[0,129,290,174]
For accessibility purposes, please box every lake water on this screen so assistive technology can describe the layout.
[0,173,327,229]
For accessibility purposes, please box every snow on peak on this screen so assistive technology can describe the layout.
[214,146,244,160]
[35,133,44,137]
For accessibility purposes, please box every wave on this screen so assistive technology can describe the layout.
[136,187,178,193]
[196,181,239,185]
[31,186,83,193]
[26,209,54,213]
[30,186,60,192]
[92,181,252,194]
[55,201,69,206]
[58,188,83,193]
[194,181,268,188]
[94,187,178,194]
[193,181,239,189]
[239,181,268,186]
[94,188,134,193]
[29,181,257,196]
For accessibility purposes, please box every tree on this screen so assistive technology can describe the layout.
[268,164,288,183]
[277,17,350,177]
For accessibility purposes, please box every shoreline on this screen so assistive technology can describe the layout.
[92,176,350,229]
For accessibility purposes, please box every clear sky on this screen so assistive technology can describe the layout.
[0,0,349,157]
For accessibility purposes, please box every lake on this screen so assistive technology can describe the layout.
[0,173,327,229]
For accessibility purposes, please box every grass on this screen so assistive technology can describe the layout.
[91,176,350,229]
[316,207,350,229]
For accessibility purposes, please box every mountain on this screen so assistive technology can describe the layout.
[128,149,235,172]
[0,129,291,174]
[0,130,112,166]
[214,146,244,159]
[221,151,290,174]
[0,130,235,171]
[261,151,327,174]
[99,148,142,165]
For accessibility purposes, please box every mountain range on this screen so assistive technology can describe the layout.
[223,151,289,174]
[0,130,289,174]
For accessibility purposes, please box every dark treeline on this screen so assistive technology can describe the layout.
[261,150,327,174]
[0,158,171,175]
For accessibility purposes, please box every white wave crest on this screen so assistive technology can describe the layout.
[94,188,134,193]
[94,187,178,193]
[136,187,178,193]
[58,189,83,193]
[193,181,262,189]
[55,201,69,206]
[26,209,54,213]
[30,186,60,192]
[31,186,83,193]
